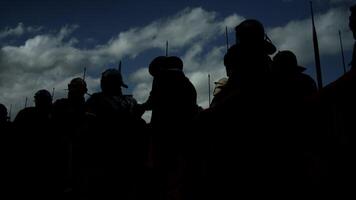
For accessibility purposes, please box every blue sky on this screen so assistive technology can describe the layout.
[0,0,355,120]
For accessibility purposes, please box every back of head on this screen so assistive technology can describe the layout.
[101,68,128,95]
[149,56,168,76]
[0,103,7,122]
[166,56,183,71]
[68,77,88,99]
[235,19,276,55]
[235,19,265,46]
[149,56,183,77]
[272,50,305,74]
[34,89,52,109]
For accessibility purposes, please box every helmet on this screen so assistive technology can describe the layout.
[149,56,183,76]
[101,68,128,88]
[235,19,276,55]
[149,56,167,76]
[272,50,306,73]
[34,89,52,108]
[34,89,52,101]
[166,56,183,71]
[235,19,265,44]
[68,77,88,94]
[101,68,128,95]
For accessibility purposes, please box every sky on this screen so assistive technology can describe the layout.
[0,0,355,122]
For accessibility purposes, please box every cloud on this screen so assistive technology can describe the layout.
[267,6,353,66]
[0,5,353,123]
[0,7,243,121]
[0,23,42,39]
[129,5,354,115]
[100,7,243,59]
[0,24,101,120]
[128,9,244,108]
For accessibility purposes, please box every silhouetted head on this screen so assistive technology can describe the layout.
[235,19,276,55]
[34,89,52,109]
[166,56,183,71]
[235,19,264,45]
[68,77,87,100]
[0,103,7,122]
[224,43,272,82]
[149,56,167,76]
[350,4,356,39]
[149,56,183,76]
[101,68,128,95]
[272,50,306,74]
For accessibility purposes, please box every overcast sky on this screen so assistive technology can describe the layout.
[0,0,354,121]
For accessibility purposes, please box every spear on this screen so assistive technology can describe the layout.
[310,1,323,89]
[166,41,169,56]
[83,67,87,81]
[208,74,211,107]
[24,97,28,108]
[118,60,122,73]
[338,30,347,74]
[225,26,229,52]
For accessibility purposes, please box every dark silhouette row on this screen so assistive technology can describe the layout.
[1,4,356,199]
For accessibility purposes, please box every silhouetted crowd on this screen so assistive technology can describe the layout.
[1,5,356,200]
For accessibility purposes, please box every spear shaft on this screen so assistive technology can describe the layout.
[338,30,347,74]
[310,1,323,89]
[208,74,211,107]
[225,26,229,52]
[166,41,169,56]
[83,67,87,81]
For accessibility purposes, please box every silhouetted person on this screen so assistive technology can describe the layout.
[15,89,53,128]
[142,56,198,200]
[83,68,146,200]
[13,89,61,199]
[143,56,198,128]
[0,103,15,197]
[313,4,356,195]
[271,50,317,99]
[351,5,356,70]
[0,103,11,131]
[269,50,319,191]
[198,19,287,199]
[52,77,88,197]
